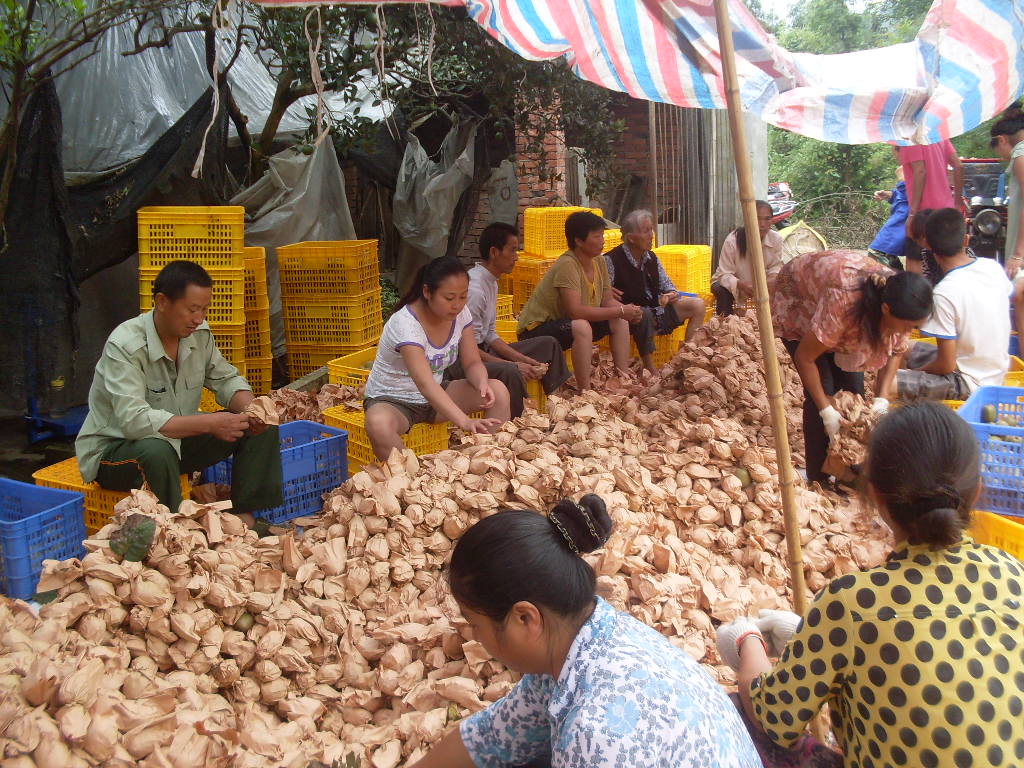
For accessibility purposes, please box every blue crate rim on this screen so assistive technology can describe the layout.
[201,420,349,525]
[959,385,1024,430]
[0,478,87,600]
[0,477,86,519]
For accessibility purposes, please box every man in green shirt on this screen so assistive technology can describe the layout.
[76,260,283,516]
[516,211,642,389]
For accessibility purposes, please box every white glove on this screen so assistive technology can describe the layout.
[755,609,802,657]
[819,405,841,441]
[870,397,890,416]
[715,618,765,670]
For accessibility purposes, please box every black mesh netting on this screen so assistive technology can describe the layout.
[0,78,232,409]
[0,77,78,411]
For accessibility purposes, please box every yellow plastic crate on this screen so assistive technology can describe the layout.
[327,346,376,387]
[496,294,513,321]
[603,228,623,253]
[139,267,245,325]
[137,206,245,269]
[210,323,246,368]
[654,245,712,295]
[496,320,518,343]
[653,325,688,366]
[322,406,449,470]
[597,326,684,367]
[289,345,365,379]
[277,240,380,297]
[512,256,557,313]
[34,458,190,535]
[499,271,514,296]
[523,207,603,258]
[525,379,546,413]
[245,308,271,359]
[199,388,219,412]
[244,247,268,308]
[970,510,1024,561]
[1008,355,1024,387]
[246,355,273,395]
[702,292,716,322]
[282,290,383,347]
[601,228,655,252]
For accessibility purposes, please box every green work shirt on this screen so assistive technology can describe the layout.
[75,311,251,482]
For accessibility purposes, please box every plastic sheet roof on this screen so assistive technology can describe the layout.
[250,0,1024,145]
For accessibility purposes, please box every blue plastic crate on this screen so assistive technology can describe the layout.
[0,479,86,600]
[959,386,1024,516]
[202,421,348,524]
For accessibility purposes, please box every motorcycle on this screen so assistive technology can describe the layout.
[767,181,797,227]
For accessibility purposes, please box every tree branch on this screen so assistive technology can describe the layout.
[119,22,207,57]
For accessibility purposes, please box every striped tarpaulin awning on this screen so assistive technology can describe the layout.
[251,0,1024,144]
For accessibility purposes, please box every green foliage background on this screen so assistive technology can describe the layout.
[257,4,626,197]
[749,0,1008,247]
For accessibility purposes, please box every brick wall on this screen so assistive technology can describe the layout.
[458,187,492,261]
[516,125,568,217]
[602,96,653,212]
[458,122,571,260]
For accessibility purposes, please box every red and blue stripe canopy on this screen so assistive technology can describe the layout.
[251,0,1024,145]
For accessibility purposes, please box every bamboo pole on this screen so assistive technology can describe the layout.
[712,0,809,615]
[648,101,659,214]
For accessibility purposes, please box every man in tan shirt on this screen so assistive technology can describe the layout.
[516,211,640,388]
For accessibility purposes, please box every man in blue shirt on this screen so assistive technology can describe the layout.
[868,170,909,270]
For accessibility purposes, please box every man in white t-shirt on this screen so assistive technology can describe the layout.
[447,222,571,417]
[896,208,1012,400]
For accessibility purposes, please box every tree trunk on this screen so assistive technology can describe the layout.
[258,68,317,162]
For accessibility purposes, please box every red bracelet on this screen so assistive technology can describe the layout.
[736,630,768,655]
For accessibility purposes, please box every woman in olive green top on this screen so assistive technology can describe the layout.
[516,211,642,389]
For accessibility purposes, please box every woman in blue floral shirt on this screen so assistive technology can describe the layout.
[410,495,761,768]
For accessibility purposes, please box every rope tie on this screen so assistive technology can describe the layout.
[304,7,331,147]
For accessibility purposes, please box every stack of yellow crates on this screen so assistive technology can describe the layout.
[243,247,272,394]
[278,240,381,379]
[653,244,712,295]
[137,206,247,378]
[510,207,605,313]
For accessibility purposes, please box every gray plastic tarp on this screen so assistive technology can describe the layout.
[393,121,477,261]
[43,18,390,178]
[232,141,356,357]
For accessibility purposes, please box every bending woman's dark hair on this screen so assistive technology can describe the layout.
[907,208,935,242]
[395,256,470,312]
[448,495,614,622]
[866,402,979,548]
[850,270,933,349]
[990,101,1024,140]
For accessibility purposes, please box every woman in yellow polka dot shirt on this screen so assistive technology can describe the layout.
[719,401,1024,767]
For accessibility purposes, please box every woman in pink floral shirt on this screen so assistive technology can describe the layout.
[772,250,932,484]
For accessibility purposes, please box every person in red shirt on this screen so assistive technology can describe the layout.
[897,140,963,225]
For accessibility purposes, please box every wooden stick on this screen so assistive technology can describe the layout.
[712,0,809,616]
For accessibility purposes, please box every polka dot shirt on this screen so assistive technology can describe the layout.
[750,536,1024,768]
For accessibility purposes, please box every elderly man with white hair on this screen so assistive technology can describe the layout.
[604,209,706,374]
